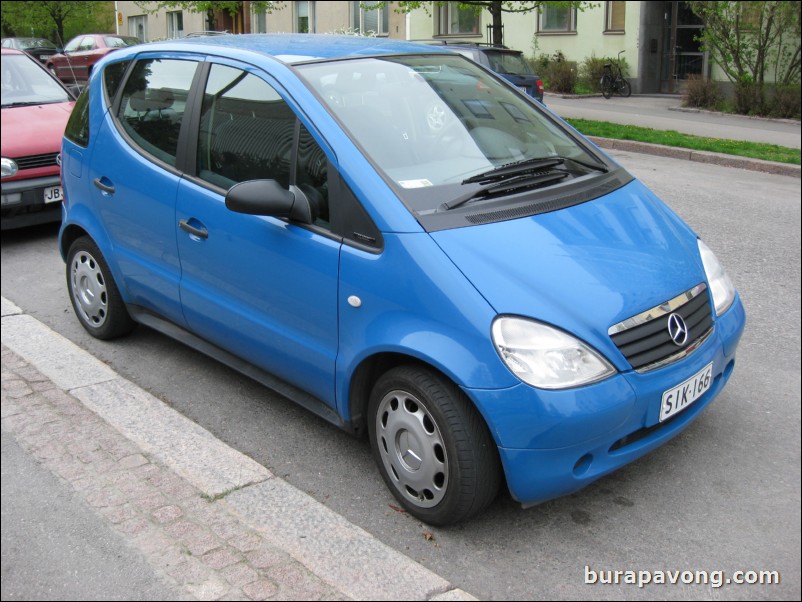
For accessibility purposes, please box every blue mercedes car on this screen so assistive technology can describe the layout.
[59,34,745,525]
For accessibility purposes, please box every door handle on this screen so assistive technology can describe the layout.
[93,178,115,194]
[179,219,208,239]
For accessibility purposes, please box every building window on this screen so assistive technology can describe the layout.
[605,1,625,32]
[128,15,148,42]
[351,1,389,35]
[538,5,577,33]
[296,1,315,33]
[167,11,184,39]
[256,10,267,33]
[436,2,480,36]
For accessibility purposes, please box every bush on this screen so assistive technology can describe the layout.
[542,51,577,94]
[733,80,766,115]
[682,74,723,109]
[579,55,609,93]
[768,85,801,119]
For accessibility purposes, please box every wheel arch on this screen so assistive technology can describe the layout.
[346,352,501,449]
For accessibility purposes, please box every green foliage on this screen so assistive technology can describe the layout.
[578,54,608,92]
[687,1,801,87]
[133,1,283,17]
[1,1,114,44]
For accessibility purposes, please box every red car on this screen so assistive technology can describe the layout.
[1,48,75,229]
[46,33,139,83]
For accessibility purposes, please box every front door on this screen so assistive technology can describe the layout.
[176,62,340,406]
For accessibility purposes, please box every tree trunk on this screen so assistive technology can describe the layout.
[490,1,503,45]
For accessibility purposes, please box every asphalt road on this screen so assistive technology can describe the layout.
[2,149,800,600]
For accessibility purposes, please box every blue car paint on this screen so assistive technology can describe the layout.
[59,34,746,511]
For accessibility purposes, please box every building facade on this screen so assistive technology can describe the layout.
[114,2,743,94]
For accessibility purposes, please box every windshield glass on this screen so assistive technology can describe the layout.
[297,54,603,214]
[105,36,140,48]
[485,50,535,75]
[20,38,58,50]
[1,53,70,106]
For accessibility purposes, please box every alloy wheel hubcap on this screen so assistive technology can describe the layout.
[71,251,108,327]
[376,389,449,508]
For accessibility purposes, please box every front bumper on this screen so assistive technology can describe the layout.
[1,175,63,230]
[467,295,746,506]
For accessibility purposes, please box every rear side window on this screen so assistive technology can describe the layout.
[116,58,197,166]
[103,60,130,105]
[64,88,90,147]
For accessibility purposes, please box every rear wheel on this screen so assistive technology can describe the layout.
[600,74,613,99]
[368,365,501,526]
[66,236,136,340]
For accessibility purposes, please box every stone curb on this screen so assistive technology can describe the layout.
[1,296,477,601]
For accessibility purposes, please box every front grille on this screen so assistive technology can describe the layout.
[15,153,60,170]
[609,284,713,372]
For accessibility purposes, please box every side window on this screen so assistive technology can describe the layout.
[103,60,130,106]
[197,63,330,230]
[64,87,90,147]
[117,58,197,166]
[297,123,329,229]
[78,37,96,51]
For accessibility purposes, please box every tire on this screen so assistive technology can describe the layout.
[368,365,501,526]
[600,74,613,99]
[66,236,136,340]
[619,78,632,98]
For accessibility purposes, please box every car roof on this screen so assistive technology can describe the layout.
[118,33,452,65]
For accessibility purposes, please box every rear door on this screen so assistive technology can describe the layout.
[92,55,201,325]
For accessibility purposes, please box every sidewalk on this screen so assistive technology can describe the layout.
[1,296,475,601]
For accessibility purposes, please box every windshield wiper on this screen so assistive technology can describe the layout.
[438,171,569,212]
[462,157,565,184]
[461,155,607,186]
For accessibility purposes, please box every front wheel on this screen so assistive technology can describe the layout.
[66,236,136,340]
[600,74,613,99]
[368,365,501,526]
[618,78,632,98]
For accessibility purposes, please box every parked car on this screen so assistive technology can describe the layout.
[46,33,139,82]
[59,34,745,525]
[2,48,75,230]
[432,41,545,102]
[1,37,62,64]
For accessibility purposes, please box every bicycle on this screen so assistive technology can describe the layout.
[600,51,631,99]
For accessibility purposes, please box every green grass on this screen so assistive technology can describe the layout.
[565,118,801,165]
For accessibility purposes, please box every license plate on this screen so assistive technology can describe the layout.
[660,362,713,422]
[44,186,63,203]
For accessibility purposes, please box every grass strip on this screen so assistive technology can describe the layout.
[565,118,801,165]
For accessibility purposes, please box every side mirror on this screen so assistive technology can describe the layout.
[225,180,313,224]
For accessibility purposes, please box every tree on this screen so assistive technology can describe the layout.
[366,1,593,46]
[134,1,284,31]
[1,1,113,45]
[688,1,801,111]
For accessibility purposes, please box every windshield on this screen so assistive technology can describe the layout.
[20,39,58,50]
[484,50,535,75]
[1,53,70,107]
[297,54,605,215]
[105,36,140,48]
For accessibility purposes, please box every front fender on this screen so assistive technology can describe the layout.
[335,232,517,420]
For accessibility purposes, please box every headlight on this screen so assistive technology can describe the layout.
[1,157,18,178]
[492,316,615,389]
[698,239,735,316]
